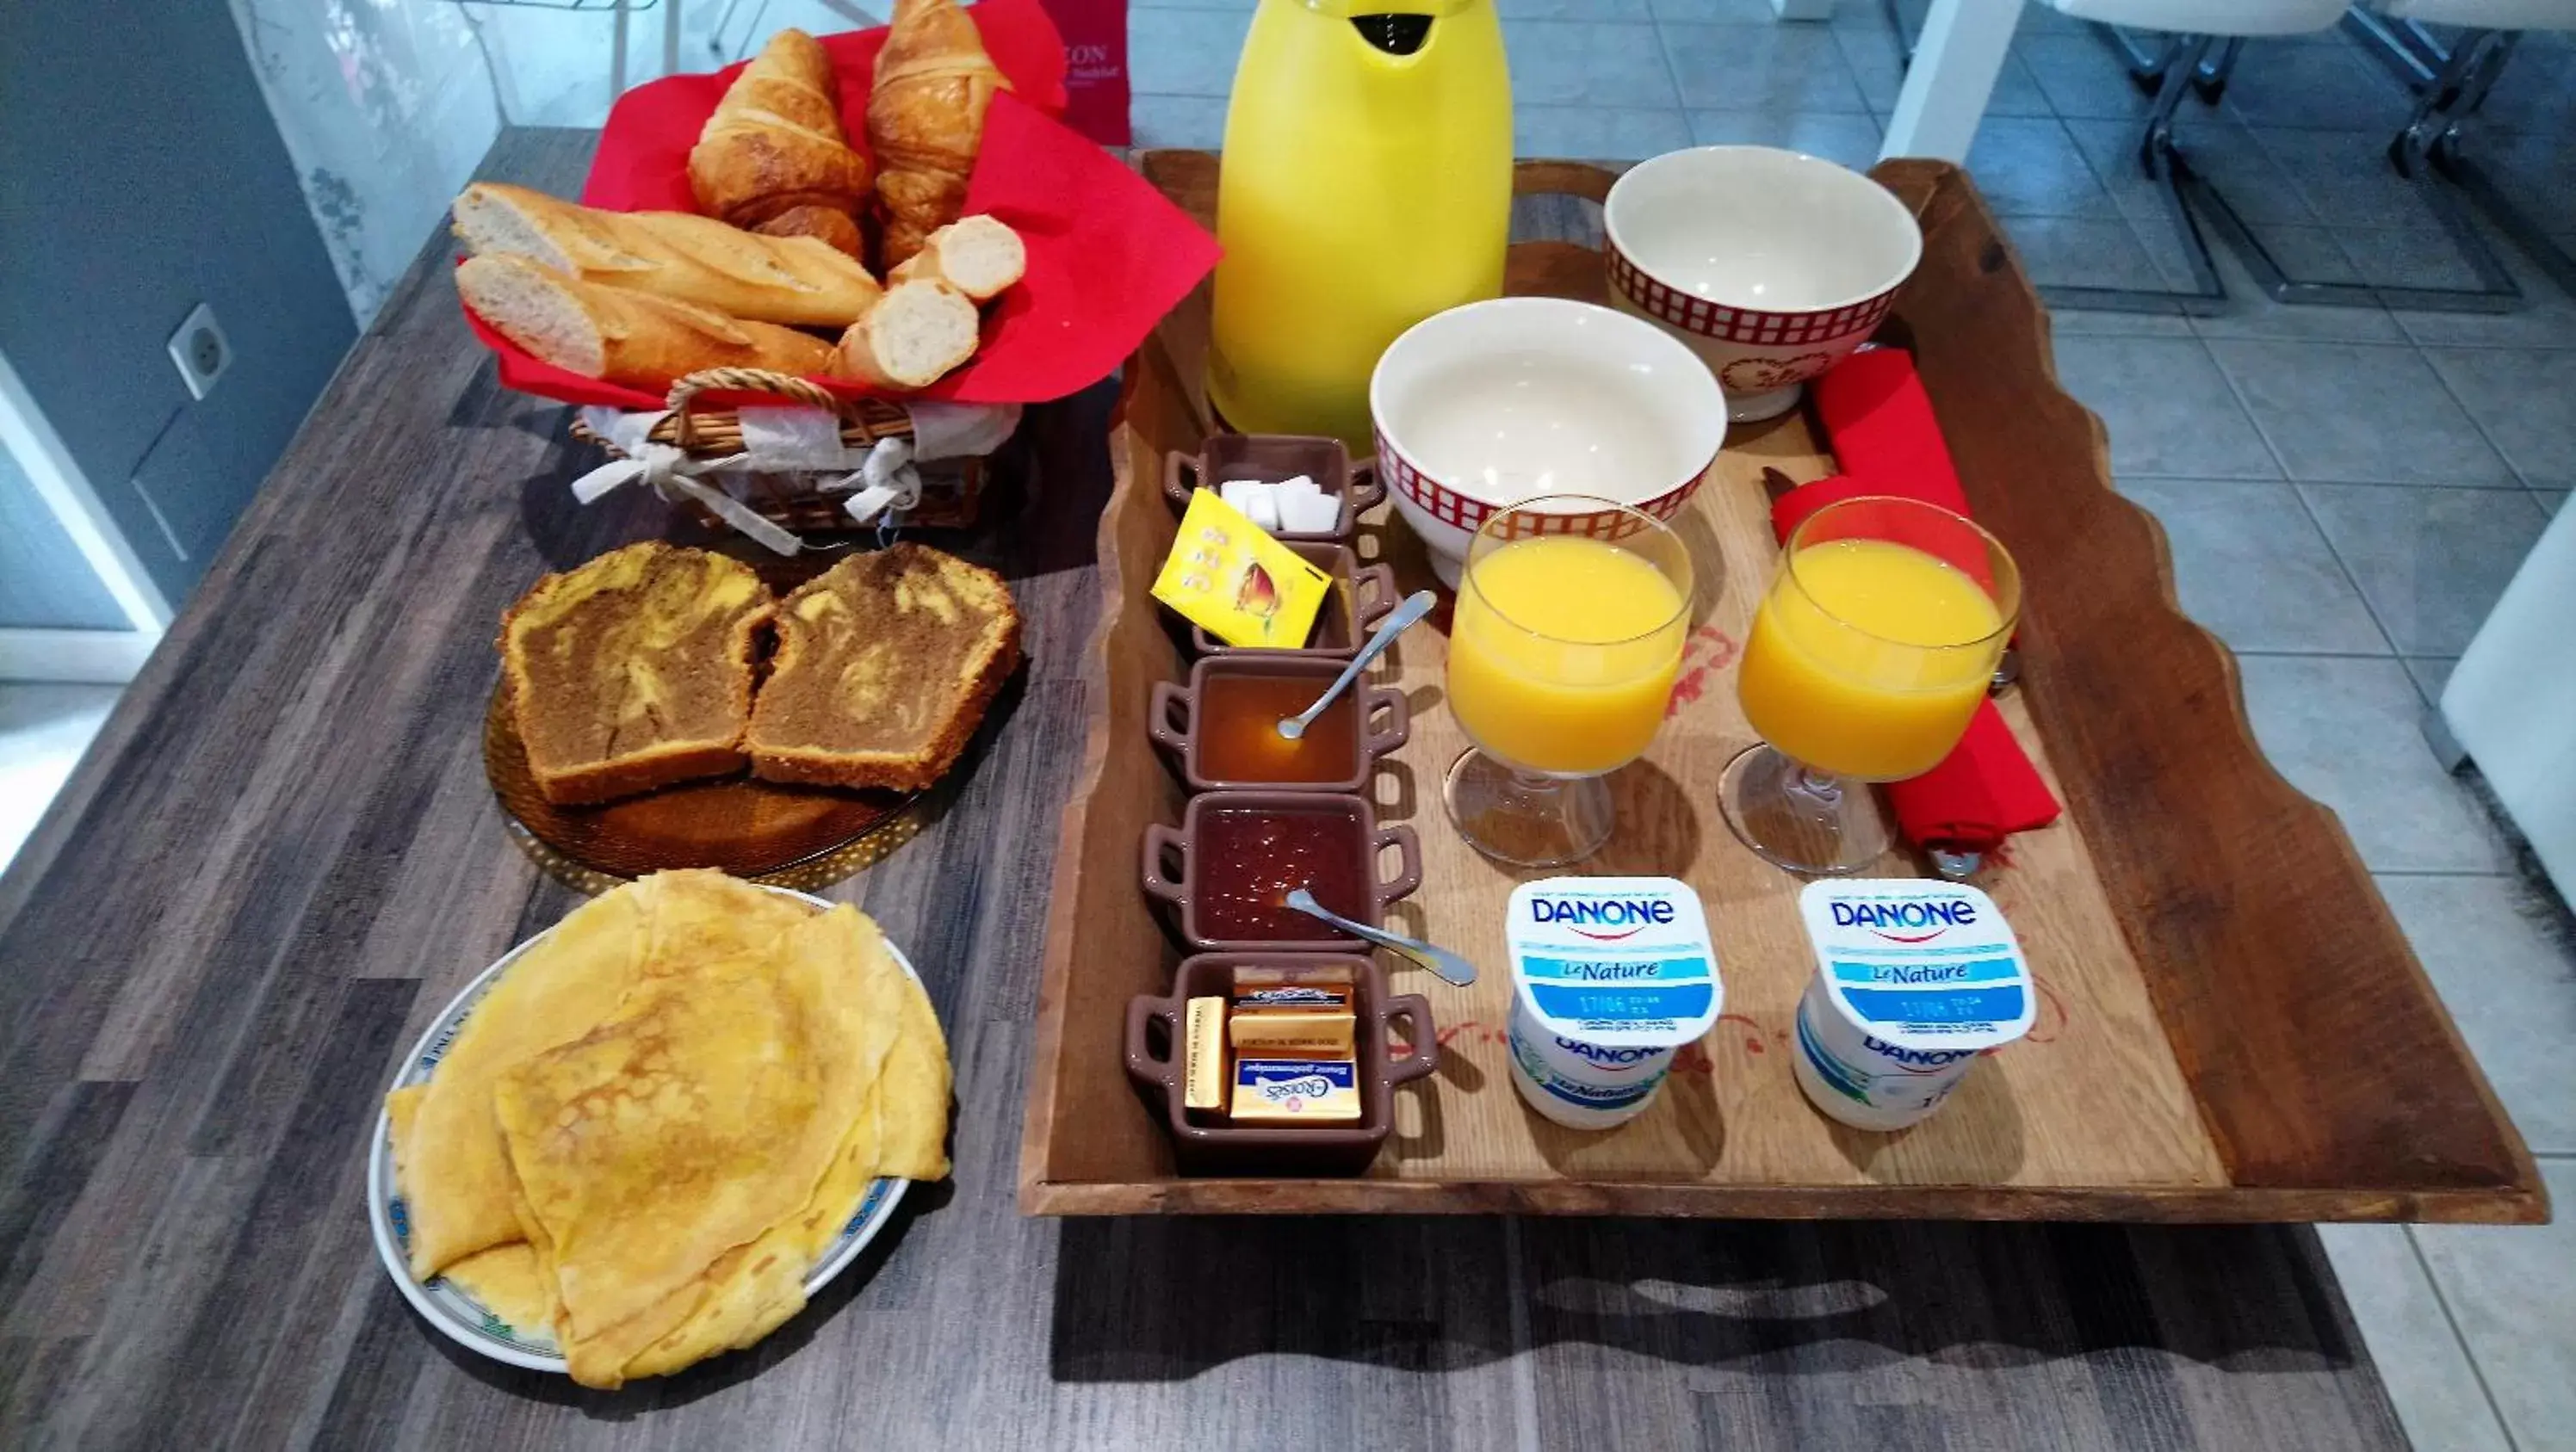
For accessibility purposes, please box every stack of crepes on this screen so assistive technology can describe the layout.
[384,870,950,1388]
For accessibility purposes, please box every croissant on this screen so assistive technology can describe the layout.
[867,0,1011,269]
[690,29,871,231]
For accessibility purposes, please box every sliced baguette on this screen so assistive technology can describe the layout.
[458,253,838,390]
[886,215,1025,303]
[830,280,980,391]
[452,182,882,327]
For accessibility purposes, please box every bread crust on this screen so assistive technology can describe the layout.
[746,546,1022,791]
[690,29,872,230]
[453,182,882,326]
[499,543,775,806]
[456,254,840,390]
[867,0,1010,268]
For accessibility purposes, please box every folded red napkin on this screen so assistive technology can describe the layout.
[464,0,1219,411]
[1780,349,2060,856]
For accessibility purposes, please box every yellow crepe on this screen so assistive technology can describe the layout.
[386,887,648,1278]
[384,871,811,1278]
[439,1244,563,1334]
[493,905,905,1388]
[618,949,951,1382]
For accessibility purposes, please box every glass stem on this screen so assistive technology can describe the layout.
[1791,761,1844,804]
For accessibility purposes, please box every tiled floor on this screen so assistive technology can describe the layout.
[1146,6,2576,1448]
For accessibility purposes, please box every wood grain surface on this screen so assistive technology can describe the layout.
[0,128,2417,1449]
[1023,153,2542,1224]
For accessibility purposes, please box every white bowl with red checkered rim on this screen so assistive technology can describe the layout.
[1605,145,1921,424]
[1368,297,1727,589]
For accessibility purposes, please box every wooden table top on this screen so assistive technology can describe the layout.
[0,127,2413,1450]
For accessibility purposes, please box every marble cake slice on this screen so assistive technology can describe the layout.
[746,543,1021,792]
[500,541,775,806]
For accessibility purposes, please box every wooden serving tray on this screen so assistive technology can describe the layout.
[1019,153,2547,1222]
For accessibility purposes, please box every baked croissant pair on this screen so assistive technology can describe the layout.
[686,3,1006,275]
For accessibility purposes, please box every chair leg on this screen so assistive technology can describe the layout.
[2109,28,2191,90]
[2368,31,2557,306]
[2345,8,2453,89]
[2193,36,2245,102]
[2040,38,2230,316]
[2418,35,2576,298]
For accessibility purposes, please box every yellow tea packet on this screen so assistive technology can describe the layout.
[1152,489,1332,649]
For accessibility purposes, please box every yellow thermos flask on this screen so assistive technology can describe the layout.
[1206,0,1514,450]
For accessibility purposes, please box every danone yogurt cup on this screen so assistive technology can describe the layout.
[1505,877,1722,1130]
[1789,879,2034,1133]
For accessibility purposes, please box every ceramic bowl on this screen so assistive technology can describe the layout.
[1604,145,1922,423]
[1367,297,1727,588]
[1163,434,1382,544]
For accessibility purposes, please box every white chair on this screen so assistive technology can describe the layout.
[2428,504,2576,903]
[2351,0,2576,297]
[2032,0,2523,313]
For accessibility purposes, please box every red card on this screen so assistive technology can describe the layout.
[466,0,1214,409]
[1038,0,1132,145]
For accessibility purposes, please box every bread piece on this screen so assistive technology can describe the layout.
[831,280,980,391]
[886,215,1024,302]
[753,203,866,260]
[453,182,881,327]
[500,543,775,805]
[459,254,839,390]
[867,0,1010,269]
[690,29,871,231]
[747,543,1020,791]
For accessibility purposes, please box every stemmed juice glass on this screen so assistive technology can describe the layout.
[1722,496,2020,875]
[1444,496,1696,865]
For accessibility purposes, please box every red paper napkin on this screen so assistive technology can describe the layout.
[1779,349,2060,856]
[464,0,1219,410]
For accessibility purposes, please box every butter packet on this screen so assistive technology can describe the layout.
[1152,489,1332,649]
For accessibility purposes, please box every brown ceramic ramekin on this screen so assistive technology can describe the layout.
[1124,954,1437,1175]
[1162,433,1384,543]
[1148,655,1409,794]
[1139,790,1420,954]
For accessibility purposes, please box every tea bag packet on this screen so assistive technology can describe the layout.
[1152,489,1333,648]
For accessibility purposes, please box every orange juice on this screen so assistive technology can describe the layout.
[1447,535,1687,775]
[1737,538,2003,781]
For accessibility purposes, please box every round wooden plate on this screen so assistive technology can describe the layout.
[483,684,921,892]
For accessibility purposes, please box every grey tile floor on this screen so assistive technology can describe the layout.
[1145,7,2576,1449]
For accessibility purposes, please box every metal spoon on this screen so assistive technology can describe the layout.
[1278,589,1438,739]
[1283,887,1477,987]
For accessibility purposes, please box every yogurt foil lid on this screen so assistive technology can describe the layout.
[1507,877,1721,1048]
[1796,880,2034,1053]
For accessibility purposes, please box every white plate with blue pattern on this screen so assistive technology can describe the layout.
[364,886,913,1373]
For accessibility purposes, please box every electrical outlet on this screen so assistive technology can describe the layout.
[168,302,230,401]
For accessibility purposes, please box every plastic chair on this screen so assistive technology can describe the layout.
[2350,0,2576,296]
[2033,0,2523,312]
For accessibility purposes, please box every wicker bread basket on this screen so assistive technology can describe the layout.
[569,366,988,532]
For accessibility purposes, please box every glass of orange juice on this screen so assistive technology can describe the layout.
[1725,496,2020,875]
[1445,495,1696,865]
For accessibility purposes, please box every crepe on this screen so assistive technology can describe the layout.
[384,871,811,1278]
[493,905,908,1387]
[440,1244,563,1334]
[385,873,951,1388]
[618,956,952,1381]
